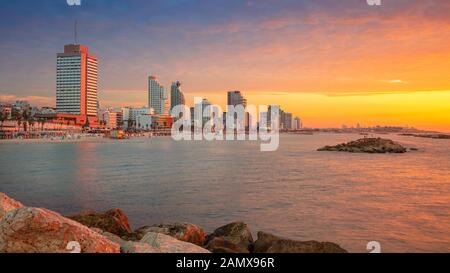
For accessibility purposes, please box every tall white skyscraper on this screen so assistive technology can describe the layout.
[56,44,98,117]
[148,75,169,115]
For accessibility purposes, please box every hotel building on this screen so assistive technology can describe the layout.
[149,75,169,115]
[56,44,98,117]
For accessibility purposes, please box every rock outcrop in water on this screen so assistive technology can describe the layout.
[318,138,407,153]
[400,133,450,139]
[0,193,348,253]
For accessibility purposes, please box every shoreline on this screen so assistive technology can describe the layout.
[0,192,348,253]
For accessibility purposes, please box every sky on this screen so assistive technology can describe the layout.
[0,0,449,131]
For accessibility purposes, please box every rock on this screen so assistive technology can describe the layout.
[254,231,347,253]
[204,237,246,253]
[0,192,24,219]
[205,222,253,253]
[401,133,450,139]
[141,232,210,253]
[318,138,407,153]
[0,207,120,253]
[132,222,206,245]
[69,208,132,238]
[97,230,160,253]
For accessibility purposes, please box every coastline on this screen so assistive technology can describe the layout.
[0,192,347,253]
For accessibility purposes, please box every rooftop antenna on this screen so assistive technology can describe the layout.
[74,20,78,45]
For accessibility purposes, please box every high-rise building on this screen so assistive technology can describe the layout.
[293,117,303,130]
[170,81,185,111]
[227,91,249,129]
[267,105,281,130]
[227,91,247,108]
[149,75,169,115]
[283,112,293,130]
[56,44,98,117]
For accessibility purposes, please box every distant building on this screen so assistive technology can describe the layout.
[122,107,154,129]
[170,81,185,112]
[56,44,98,117]
[227,91,249,129]
[191,98,214,128]
[283,112,293,130]
[267,105,281,130]
[39,107,57,115]
[227,91,247,108]
[136,114,174,130]
[259,111,268,130]
[293,117,302,130]
[149,75,169,115]
[99,109,122,129]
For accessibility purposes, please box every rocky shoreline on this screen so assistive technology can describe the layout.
[318,137,407,153]
[400,133,450,140]
[0,192,347,253]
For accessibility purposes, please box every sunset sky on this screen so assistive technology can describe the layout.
[0,0,449,131]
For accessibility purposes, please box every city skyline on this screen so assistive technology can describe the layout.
[1,1,449,132]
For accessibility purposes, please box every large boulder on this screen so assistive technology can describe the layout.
[204,237,247,253]
[141,232,210,253]
[0,207,120,253]
[204,222,253,253]
[0,193,24,219]
[254,231,347,253]
[68,208,132,238]
[132,223,206,245]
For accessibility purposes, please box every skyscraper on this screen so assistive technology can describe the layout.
[227,91,249,129]
[227,91,247,108]
[149,75,169,115]
[170,81,185,111]
[56,44,98,117]
[283,112,293,130]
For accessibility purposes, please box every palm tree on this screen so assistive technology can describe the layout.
[11,109,22,132]
[0,112,7,131]
[21,108,31,132]
[28,117,36,131]
[38,118,46,131]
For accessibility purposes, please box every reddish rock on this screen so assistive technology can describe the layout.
[69,208,132,238]
[205,222,254,253]
[204,237,248,253]
[0,207,120,253]
[254,231,347,253]
[133,222,206,245]
[0,192,24,219]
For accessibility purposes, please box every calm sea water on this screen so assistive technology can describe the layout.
[0,134,449,253]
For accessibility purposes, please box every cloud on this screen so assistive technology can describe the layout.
[384,80,407,84]
[0,94,54,107]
